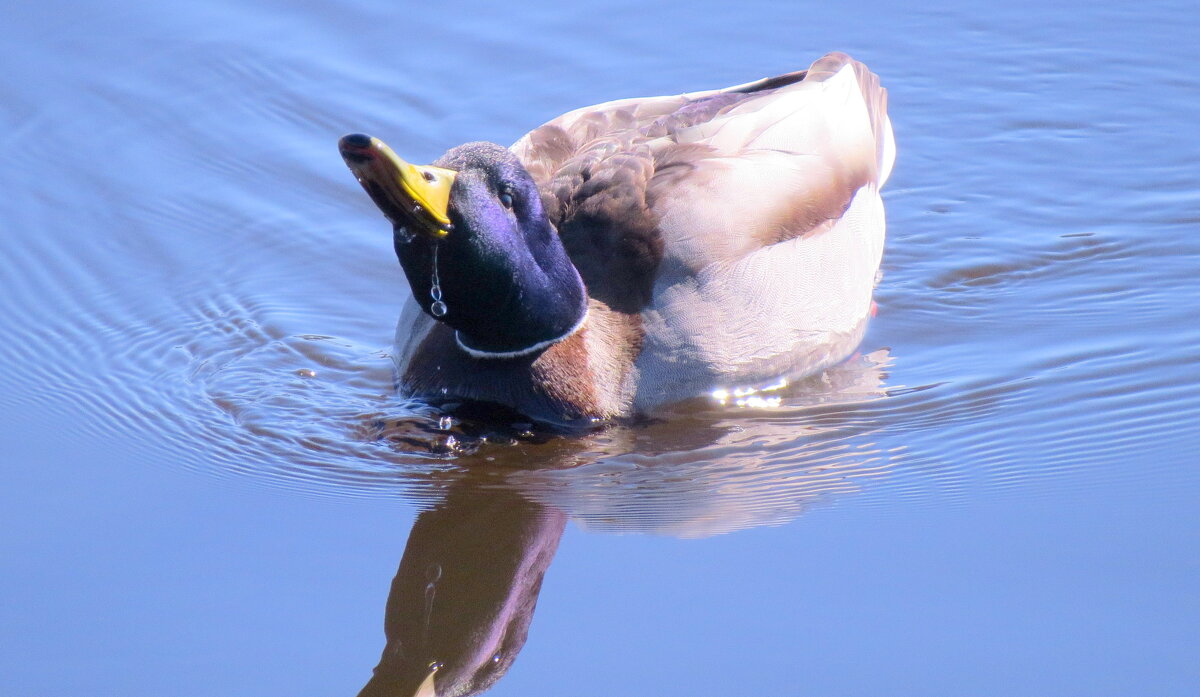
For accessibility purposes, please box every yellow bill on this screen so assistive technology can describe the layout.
[338,133,457,236]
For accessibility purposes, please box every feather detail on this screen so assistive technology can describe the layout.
[390,52,893,421]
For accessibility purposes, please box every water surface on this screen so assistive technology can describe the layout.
[2,0,1198,695]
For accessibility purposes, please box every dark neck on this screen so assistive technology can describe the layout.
[400,219,589,358]
[455,303,588,358]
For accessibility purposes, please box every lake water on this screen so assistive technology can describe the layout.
[2,0,1198,695]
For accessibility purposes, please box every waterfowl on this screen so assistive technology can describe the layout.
[339,51,894,427]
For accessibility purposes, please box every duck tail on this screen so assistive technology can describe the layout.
[805,52,895,186]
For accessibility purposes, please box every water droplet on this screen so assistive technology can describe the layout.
[437,415,453,430]
[430,300,447,317]
[395,225,414,244]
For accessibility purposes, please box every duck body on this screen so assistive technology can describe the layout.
[342,52,894,427]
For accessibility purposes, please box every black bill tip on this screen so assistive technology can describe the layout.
[338,133,375,163]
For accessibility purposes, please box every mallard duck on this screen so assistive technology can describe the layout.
[339,51,894,427]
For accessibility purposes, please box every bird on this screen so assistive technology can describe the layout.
[338,51,894,428]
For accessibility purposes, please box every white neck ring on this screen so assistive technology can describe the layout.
[454,308,589,360]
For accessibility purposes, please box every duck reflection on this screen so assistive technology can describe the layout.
[357,485,565,697]
[357,348,893,695]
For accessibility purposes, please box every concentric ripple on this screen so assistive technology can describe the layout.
[2,0,1198,540]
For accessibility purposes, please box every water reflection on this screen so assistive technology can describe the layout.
[355,349,893,695]
[358,485,565,697]
[365,348,896,536]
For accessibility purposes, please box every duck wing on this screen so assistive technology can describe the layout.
[512,51,891,303]
[511,52,894,406]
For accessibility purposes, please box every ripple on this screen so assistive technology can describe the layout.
[3,0,1199,543]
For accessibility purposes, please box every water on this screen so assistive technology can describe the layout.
[2,0,1198,695]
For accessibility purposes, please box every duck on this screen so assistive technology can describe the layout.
[339,51,895,427]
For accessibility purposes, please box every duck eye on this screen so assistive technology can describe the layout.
[498,188,514,209]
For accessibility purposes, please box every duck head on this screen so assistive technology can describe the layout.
[339,134,588,357]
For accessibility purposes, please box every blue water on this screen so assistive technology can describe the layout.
[2,0,1198,695]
